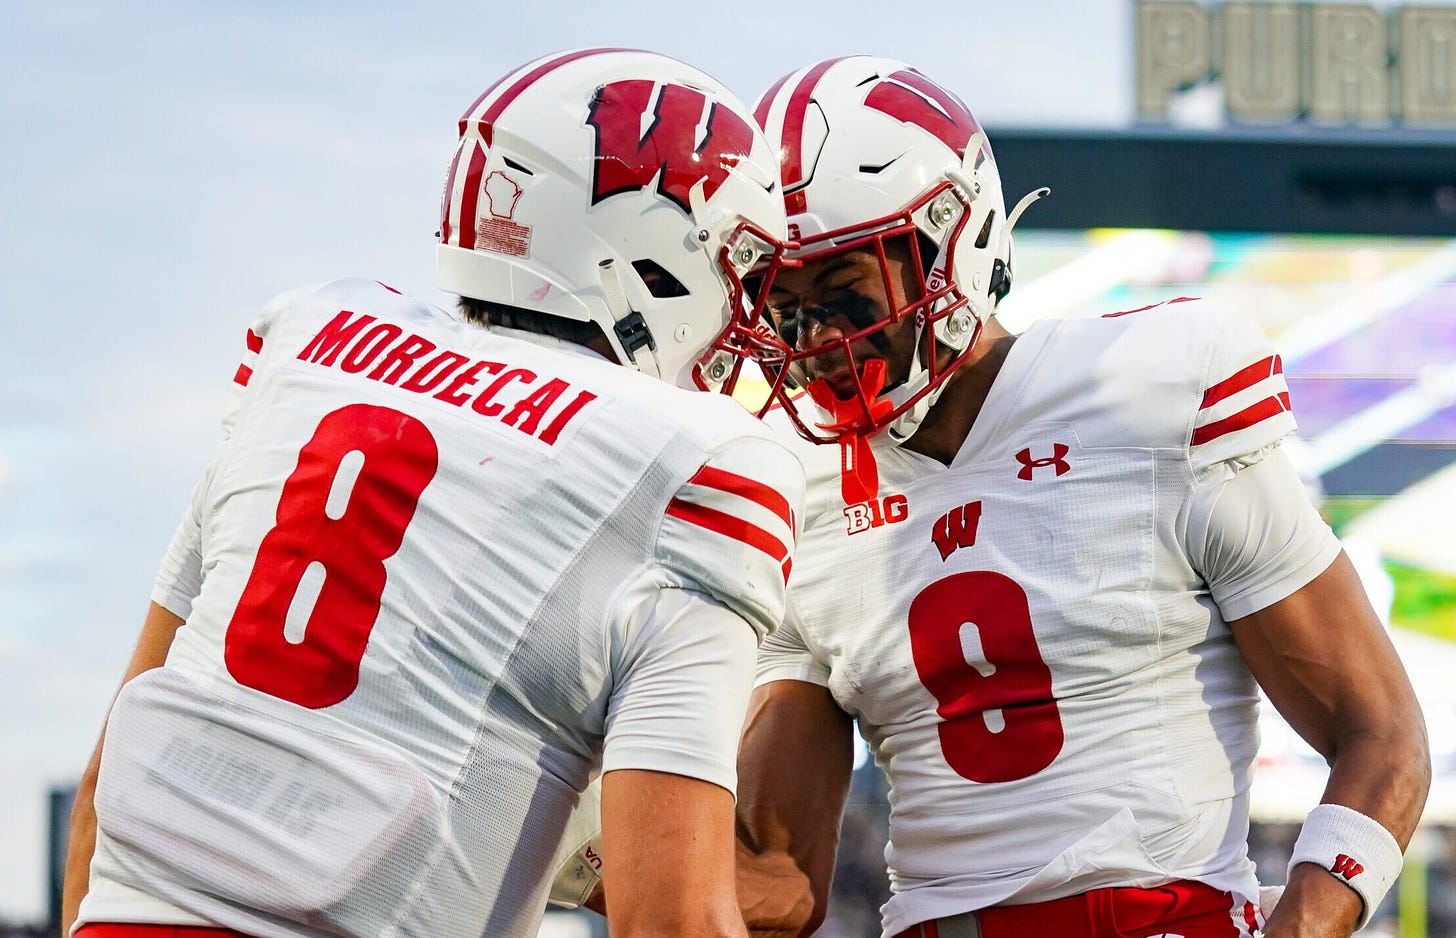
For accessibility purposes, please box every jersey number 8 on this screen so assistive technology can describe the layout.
[225,404,439,708]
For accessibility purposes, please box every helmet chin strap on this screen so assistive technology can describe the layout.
[885,336,934,443]
[885,184,1050,444]
[885,220,975,443]
[598,258,661,379]
[885,316,985,443]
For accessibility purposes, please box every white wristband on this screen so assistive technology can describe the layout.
[1286,803,1403,929]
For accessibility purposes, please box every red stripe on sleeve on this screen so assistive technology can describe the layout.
[1201,355,1281,410]
[666,498,789,567]
[233,364,253,387]
[245,329,263,353]
[1190,394,1289,446]
[685,464,795,529]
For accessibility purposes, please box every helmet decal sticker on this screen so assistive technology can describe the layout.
[588,80,755,215]
[863,69,989,163]
[441,47,634,248]
[477,171,531,258]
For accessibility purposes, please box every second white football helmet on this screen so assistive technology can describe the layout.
[750,55,1047,441]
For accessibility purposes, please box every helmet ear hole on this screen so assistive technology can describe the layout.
[630,259,690,298]
[974,210,996,250]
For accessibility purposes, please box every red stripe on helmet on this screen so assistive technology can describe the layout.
[456,72,514,135]
[474,47,638,145]
[752,71,793,131]
[779,57,850,214]
[439,131,474,246]
[447,48,638,248]
[454,141,489,251]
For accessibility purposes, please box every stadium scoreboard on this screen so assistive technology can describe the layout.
[1137,1,1456,128]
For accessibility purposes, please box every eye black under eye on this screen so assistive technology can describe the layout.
[775,313,800,347]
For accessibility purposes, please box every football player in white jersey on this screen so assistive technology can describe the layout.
[732,56,1429,938]
[61,49,805,938]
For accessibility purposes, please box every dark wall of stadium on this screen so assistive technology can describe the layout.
[993,128,1456,236]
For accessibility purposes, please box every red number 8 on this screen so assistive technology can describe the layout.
[907,571,1064,783]
[225,404,438,708]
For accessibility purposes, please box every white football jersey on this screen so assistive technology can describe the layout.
[81,279,804,938]
[757,299,1340,936]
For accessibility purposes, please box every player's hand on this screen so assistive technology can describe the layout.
[1259,863,1362,938]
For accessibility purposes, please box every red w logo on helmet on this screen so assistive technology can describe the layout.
[863,69,989,162]
[588,80,755,215]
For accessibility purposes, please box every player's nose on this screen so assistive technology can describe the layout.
[796,316,845,352]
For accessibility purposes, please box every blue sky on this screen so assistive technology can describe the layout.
[0,0,1133,923]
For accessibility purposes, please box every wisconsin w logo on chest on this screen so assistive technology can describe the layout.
[931,500,982,560]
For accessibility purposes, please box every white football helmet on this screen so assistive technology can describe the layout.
[438,48,791,392]
[749,55,1048,442]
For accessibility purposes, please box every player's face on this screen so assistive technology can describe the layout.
[765,234,924,398]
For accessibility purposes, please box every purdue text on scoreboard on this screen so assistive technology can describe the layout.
[1137,1,1456,127]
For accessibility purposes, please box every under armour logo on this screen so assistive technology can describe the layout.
[1332,854,1365,879]
[1015,444,1070,480]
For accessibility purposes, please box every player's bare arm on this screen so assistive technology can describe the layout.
[735,679,855,937]
[1231,551,1430,938]
[601,769,746,938]
[62,601,186,936]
